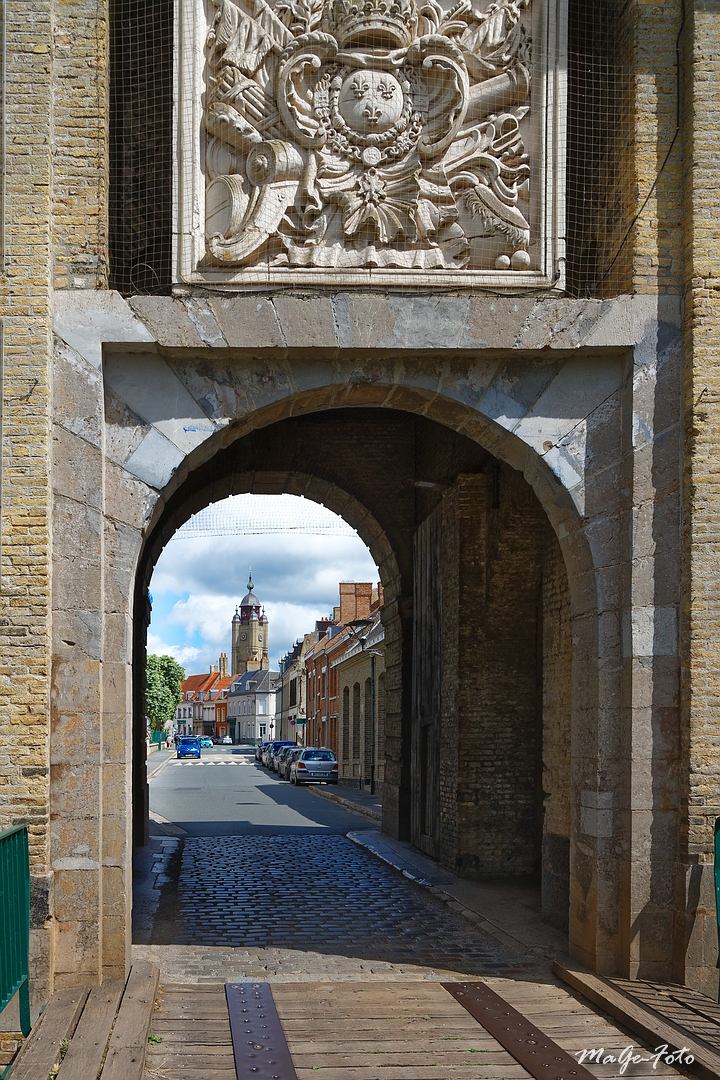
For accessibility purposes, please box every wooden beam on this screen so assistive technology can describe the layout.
[8,987,88,1080]
[553,960,720,1080]
[59,980,125,1080]
[100,963,159,1080]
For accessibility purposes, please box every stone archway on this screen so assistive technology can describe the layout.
[49,288,683,994]
[134,405,575,927]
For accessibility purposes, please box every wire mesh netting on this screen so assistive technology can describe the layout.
[109,0,636,298]
[565,0,633,298]
[174,494,358,538]
[109,0,173,294]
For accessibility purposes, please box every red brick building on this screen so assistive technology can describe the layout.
[304,583,383,753]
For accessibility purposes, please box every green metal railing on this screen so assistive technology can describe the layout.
[0,825,31,1037]
[715,818,720,1002]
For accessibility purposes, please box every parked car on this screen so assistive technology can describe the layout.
[274,744,296,777]
[262,740,294,767]
[199,736,214,748]
[278,746,302,780]
[177,737,201,760]
[290,747,338,785]
[255,741,271,762]
[272,744,294,773]
[221,735,233,744]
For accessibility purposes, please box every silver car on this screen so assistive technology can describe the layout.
[289,747,338,785]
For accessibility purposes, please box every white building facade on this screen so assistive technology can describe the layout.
[226,668,279,744]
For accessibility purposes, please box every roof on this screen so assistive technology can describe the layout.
[209,675,235,698]
[227,668,279,696]
[240,591,260,607]
[181,672,219,696]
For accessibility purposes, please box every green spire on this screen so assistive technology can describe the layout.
[247,568,254,592]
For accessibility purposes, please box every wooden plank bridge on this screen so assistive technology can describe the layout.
[7,967,716,1080]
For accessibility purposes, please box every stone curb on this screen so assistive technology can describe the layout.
[147,753,175,783]
[306,783,382,822]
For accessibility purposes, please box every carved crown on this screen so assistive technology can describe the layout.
[323,0,417,49]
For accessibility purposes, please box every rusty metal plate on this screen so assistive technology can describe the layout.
[226,982,298,1080]
[442,981,596,1080]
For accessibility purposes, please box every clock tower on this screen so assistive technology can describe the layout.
[231,571,270,675]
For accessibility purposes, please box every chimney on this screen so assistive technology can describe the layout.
[219,652,228,678]
[339,582,373,624]
[210,664,218,674]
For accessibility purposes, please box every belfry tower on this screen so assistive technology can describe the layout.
[231,571,270,675]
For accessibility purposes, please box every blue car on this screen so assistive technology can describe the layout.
[177,736,201,759]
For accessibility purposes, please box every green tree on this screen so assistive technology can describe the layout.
[146,654,185,733]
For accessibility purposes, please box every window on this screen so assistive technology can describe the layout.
[289,678,297,707]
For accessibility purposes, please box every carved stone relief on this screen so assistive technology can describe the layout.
[175,0,566,286]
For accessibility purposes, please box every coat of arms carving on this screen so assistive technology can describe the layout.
[175,0,566,286]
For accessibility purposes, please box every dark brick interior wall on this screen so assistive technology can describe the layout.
[430,467,571,885]
[541,529,572,930]
[460,468,546,877]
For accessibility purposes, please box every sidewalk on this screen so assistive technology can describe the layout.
[307,781,382,821]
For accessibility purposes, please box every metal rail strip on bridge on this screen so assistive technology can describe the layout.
[227,979,601,1080]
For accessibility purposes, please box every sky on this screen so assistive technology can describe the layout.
[147,494,379,674]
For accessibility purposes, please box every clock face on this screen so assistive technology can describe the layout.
[258,634,263,642]
[240,633,247,640]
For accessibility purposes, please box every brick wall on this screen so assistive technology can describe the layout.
[455,469,548,877]
[541,530,572,931]
[51,0,109,289]
[431,469,569,882]
[0,0,54,1007]
[679,3,720,992]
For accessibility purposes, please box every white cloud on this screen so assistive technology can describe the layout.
[168,594,234,647]
[148,496,379,674]
[146,633,203,668]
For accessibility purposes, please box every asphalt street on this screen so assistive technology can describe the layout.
[148,745,368,835]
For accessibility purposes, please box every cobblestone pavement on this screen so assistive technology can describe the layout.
[146,834,539,980]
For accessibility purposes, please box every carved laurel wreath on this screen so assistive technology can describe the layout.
[312,65,422,164]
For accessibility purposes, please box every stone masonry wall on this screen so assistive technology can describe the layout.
[0,0,702,1002]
